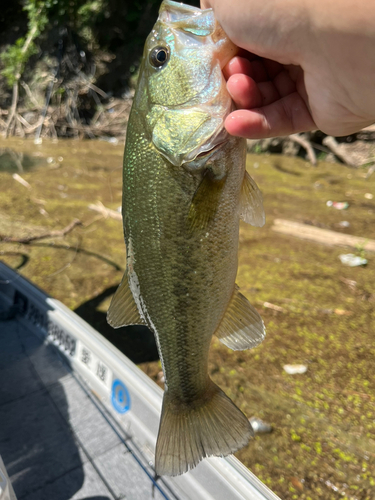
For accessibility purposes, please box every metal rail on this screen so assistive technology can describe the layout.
[0,455,16,500]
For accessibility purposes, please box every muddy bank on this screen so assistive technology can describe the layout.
[1,137,375,499]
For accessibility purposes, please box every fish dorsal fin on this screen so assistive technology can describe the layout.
[240,171,266,227]
[187,171,226,232]
[215,285,265,350]
[107,273,145,328]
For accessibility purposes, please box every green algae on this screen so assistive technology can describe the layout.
[1,138,375,499]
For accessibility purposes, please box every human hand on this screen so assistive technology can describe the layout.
[222,53,314,139]
[202,0,375,139]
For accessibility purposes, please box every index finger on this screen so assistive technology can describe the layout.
[222,56,254,80]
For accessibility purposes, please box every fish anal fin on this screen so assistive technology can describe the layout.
[107,273,145,328]
[215,285,266,350]
[240,171,266,227]
[187,171,226,232]
[155,380,253,476]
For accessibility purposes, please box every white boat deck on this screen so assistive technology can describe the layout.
[0,262,280,500]
[0,316,174,500]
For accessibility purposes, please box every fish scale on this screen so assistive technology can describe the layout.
[107,0,266,476]
[125,125,238,394]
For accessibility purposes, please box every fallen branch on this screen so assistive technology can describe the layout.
[247,134,317,165]
[20,80,41,108]
[322,136,357,167]
[16,113,31,130]
[272,219,375,252]
[356,124,375,141]
[0,219,82,244]
[262,301,285,312]
[289,134,317,165]
[246,138,272,153]
[12,173,31,189]
[4,83,19,138]
[366,165,375,180]
[78,74,108,99]
[339,276,357,290]
[88,201,122,221]
[23,116,44,134]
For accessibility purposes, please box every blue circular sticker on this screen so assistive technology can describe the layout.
[111,379,131,414]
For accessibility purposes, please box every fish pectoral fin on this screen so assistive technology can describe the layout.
[187,171,226,232]
[215,285,266,350]
[240,171,266,227]
[107,272,145,328]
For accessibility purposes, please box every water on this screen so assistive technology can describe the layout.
[0,137,374,499]
[0,148,44,173]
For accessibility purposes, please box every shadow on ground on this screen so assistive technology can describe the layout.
[74,286,159,365]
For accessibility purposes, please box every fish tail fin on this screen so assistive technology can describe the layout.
[155,380,253,476]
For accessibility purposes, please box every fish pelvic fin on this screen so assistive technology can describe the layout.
[215,284,266,350]
[107,272,145,328]
[155,380,253,476]
[240,171,266,227]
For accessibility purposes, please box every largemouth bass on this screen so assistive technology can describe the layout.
[108,0,266,476]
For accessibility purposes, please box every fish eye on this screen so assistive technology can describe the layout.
[150,46,169,68]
